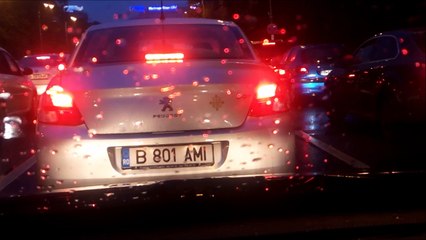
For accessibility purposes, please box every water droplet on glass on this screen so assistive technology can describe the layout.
[88,129,97,137]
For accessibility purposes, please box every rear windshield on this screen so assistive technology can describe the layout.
[19,55,63,68]
[301,45,345,64]
[73,24,255,65]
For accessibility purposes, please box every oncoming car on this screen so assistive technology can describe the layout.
[35,18,295,192]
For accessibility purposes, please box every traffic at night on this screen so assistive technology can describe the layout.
[1,1,425,239]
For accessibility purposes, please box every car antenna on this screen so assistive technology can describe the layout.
[160,0,165,21]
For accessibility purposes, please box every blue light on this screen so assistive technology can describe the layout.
[129,5,146,13]
[148,5,178,11]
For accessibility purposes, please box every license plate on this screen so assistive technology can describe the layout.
[29,73,49,80]
[121,143,215,169]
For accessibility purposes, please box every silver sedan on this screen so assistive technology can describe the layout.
[35,18,296,192]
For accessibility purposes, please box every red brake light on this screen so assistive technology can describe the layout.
[145,53,184,64]
[38,85,84,125]
[249,82,288,116]
[256,83,277,99]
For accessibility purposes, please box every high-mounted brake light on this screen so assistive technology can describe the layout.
[36,56,51,60]
[145,53,184,64]
[38,85,83,125]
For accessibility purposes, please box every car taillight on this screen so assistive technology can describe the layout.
[38,85,84,125]
[249,82,288,116]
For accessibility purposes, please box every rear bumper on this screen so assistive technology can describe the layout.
[36,113,296,192]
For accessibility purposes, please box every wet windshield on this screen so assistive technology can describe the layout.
[0,1,425,239]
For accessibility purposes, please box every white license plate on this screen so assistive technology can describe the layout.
[30,73,49,80]
[121,143,215,169]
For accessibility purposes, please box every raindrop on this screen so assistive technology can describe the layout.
[105,192,114,197]
[268,144,274,149]
[50,149,58,155]
[252,157,262,162]
[88,129,97,137]
[96,113,103,120]
[272,129,279,134]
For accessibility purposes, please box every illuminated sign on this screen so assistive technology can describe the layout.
[63,5,84,13]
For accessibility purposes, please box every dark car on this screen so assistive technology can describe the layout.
[325,28,426,136]
[19,53,68,95]
[276,43,347,107]
[0,47,37,168]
